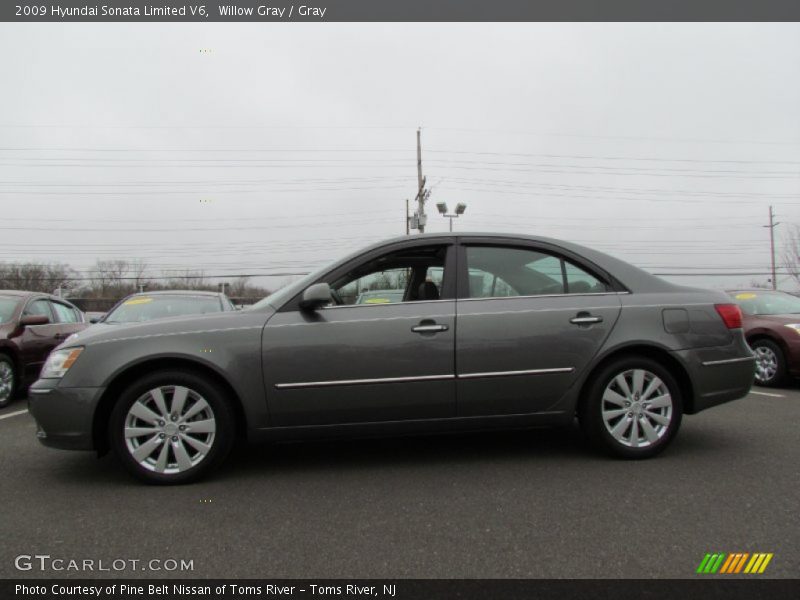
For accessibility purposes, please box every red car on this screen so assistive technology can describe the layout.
[0,290,87,407]
[728,289,800,387]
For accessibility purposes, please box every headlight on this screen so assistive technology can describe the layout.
[40,347,84,379]
[784,324,800,334]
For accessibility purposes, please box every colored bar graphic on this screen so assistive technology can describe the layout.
[699,552,773,574]
[734,553,749,573]
[758,554,773,573]
[719,554,736,573]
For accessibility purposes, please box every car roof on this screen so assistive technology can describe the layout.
[363,232,682,294]
[126,290,223,297]
[0,289,40,298]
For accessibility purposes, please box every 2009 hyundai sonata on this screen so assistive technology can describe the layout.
[29,233,755,484]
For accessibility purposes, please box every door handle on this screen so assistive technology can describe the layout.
[570,314,603,325]
[411,323,449,334]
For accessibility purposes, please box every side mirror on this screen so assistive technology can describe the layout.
[300,283,333,311]
[89,317,101,324]
[20,315,49,327]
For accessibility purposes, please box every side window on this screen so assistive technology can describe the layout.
[465,246,608,298]
[467,269,518,298]
[331,245,449,306]
[23,299,52,319]
[564,261,609,294]
[51,301,79,323]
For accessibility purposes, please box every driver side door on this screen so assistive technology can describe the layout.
[261,240,457,427]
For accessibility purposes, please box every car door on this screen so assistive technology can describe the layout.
[49,300,87,340]
[262,241,457,427]
[17,297,60,383]
[455,240,623,417]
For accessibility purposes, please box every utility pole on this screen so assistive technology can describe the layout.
[415,128,427,233]
[764,205,781,290]
[405,199,410,235]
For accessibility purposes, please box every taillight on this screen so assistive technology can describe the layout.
[715,303,743,329]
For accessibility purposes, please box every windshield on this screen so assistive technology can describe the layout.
[250,263,332,311]
[0,297,20,324]
[730,291,800,316]
[105,295,223,323]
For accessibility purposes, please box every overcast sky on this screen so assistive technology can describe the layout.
[1,23,799,293]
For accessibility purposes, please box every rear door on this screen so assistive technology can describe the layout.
[455,240,623,416]
[49,300,87,340]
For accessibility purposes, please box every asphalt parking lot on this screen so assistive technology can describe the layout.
[1,388,798,579]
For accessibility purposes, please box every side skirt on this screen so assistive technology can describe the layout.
[247,410,572,443]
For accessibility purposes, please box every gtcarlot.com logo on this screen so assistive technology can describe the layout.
[696,552,774,574]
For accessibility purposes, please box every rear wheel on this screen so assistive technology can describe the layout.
[109,370,235,484]
[0,355,16,409]
[750,339,786,387]
[579,356,683,459]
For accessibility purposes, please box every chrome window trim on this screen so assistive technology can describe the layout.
[701,356,756,367]
[320,298,453,311]
[458,291,630,303]
[276,367,575,389]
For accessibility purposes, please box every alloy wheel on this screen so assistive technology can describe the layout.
[0,361,13,404]
[601,369,673,448]
[123,385,217,474]
[754,346,778,383]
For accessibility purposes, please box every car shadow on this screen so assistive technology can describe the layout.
[42,417,748,487]
[220,424,600,481]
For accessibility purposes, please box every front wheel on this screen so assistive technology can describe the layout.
[109,370,235,484]
[750,339,786,387]
[579,357,683,459]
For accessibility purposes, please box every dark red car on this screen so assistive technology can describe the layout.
[728,289,800,387]
[0,290,87,407]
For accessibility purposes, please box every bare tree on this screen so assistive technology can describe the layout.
[782,224,800,286]
[0,262,76,293]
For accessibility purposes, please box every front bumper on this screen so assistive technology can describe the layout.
[28,379,104,451]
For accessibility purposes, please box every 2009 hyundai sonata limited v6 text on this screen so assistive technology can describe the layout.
[28,233,755,484]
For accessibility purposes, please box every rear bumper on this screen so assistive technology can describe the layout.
[27,379,104,451]
[676,337,755,414]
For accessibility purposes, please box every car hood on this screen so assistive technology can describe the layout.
[59,307,275,348]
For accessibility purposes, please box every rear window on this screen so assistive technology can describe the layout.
[105,295,223,323]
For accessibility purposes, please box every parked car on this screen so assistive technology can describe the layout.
[0,291,87,407]
[727,289,800,386]
[29,233,754,484]
[96,291,235,325]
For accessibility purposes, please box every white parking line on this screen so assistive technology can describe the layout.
[0,409,28,421]
[749,391,785,398]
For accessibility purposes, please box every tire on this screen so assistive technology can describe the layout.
[579,356,683,459]
[109,370,235,484]
[0,355,15,409]
[750,339,786,387]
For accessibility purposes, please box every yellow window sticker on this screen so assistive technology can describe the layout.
[735,293,757,300]
[365,298,391,304]
[124,297,153,305]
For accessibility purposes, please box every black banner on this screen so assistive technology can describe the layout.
[4,0,800,22]
[4,579,800,600]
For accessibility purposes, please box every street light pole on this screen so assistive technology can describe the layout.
[437,202,467,231]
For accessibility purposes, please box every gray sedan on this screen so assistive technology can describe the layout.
[28,233,755,484]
